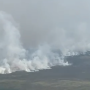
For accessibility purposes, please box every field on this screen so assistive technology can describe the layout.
[1,79,90,90]
[0,54,90,90]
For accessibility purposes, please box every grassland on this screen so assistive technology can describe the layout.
[0,79,90,90]
[0,55,90,90]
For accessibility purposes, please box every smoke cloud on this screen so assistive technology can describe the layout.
[0,11,69,74]
[0,0,90,74]
[0,7,90,74]
[0,0,90,47]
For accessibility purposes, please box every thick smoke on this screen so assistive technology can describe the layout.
[0,11,69,74]
[0,11,90,74]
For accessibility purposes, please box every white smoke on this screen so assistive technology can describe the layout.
[48,22,90,56]
[0,11,90,74]
[0,11,69,74]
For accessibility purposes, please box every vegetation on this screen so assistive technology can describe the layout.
[0,55,90,90]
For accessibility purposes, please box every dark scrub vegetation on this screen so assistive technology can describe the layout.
[0,54,90,90]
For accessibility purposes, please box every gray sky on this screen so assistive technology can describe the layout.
[0,0,90,48]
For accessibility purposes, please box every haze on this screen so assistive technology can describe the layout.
[0,0,90,48]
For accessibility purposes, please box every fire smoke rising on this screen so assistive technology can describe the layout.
[0,11,90,74]
[0,11,69,74]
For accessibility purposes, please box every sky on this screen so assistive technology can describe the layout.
[0,0,90,48]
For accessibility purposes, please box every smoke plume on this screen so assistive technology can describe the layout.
[0,11,69,74]
[0,11,90,74]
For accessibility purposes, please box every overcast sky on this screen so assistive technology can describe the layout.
[0,0,90,48]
